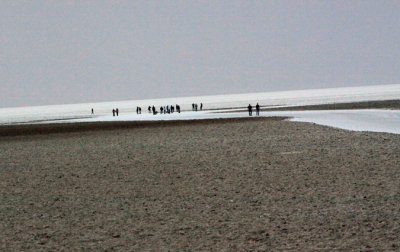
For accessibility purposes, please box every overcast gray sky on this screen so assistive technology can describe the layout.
[1,0,399,108]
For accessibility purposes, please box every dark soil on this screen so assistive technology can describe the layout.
[1,118,399,250]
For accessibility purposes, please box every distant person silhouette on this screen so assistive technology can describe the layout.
[200,103,203,110]
[160,106,164,114]
[256,103,260,116]
[152,106,156,115]
[112,109,115,117]
[192,103,195,111]
[148,106,151,113]
[116,108,119,116]
[176,104,180,113]
[91,108,94,114]
[248,104,252,116]
[139,107,141,114]
[136,107,139,114]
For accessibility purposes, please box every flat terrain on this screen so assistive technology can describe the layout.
[263,99,400,111]
[214,99,400,114]
[0,117,399,250]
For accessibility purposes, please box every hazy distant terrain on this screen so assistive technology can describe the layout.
[1,84,399,125]
[262,99,400,111]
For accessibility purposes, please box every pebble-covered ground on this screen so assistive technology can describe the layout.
[0,117,399,251]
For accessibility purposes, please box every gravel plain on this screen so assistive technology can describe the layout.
[0,116,399,251]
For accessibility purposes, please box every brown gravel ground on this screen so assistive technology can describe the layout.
[0,117,399,251]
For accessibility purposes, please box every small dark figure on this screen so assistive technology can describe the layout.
[192,103,195,111]
[136,107,139,114]
[91,108,94,114]
[256,103,260,116]
[163,106,166,114]
[171,105,174,113]
[248,104,252,116]
[152,106,156,115]
[112,109,115,117]
[195,104,198,111]
[148,106,151,113]
[139,107,141,114]
[116,108,119,116]
[176,104,180,113]
[160,106,164,114]
[200,103,203,110]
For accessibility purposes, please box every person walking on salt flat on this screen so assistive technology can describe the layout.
[248,104,253,116]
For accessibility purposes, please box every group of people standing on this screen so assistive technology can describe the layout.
[146,104,181,115]
[112,108,119,116]
[159,104,181,114]
[192,103,203,111]
[93,102,261,117]
[247,103,261,116]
